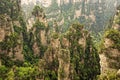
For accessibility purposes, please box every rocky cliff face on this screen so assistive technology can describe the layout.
[99,5,120,78]
[0,0,102,79]
[37,23,100,80]
[44,0,120,33]
[0,0,24,61]
[0,15,13,42]
[21,0,120,34]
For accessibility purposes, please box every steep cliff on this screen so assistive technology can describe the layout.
[36,23,100,80]
[21,0,120,34]
[99,5,120,80]
[0,0,116,80]
[61,23,100,80]
[0,0,24,62]
[44,0,120,33]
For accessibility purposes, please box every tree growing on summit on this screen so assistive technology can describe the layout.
[32,6,44,19]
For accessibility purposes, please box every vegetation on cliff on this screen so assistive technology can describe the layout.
[0,0,120,80]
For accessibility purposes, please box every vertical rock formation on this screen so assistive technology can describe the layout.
[0,0,101,79]
[0,15,13,42]
[31,21,47,56]
[61,23,100,80]
[0,0,24,61]
[31,5,48,56]
[58,49,70,80]
[100,5,120,78]
[40,23,100,80]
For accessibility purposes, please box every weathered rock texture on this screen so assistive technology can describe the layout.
[39,23,100,80]
[0,1,101,80]
[0,0,24,61]
[100,5,120,75]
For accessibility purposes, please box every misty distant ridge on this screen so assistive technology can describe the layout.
[21,0,120,33]
[21,0,120,8]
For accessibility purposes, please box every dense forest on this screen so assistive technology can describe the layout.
[0,0,120,80]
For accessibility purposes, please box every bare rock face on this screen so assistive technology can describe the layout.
[38,23,100,80]
[58,49,70,80]
[104,48,120,69]
[112,6,120,31]
[51,38,60,49]
[13,45,24,61]
[31,22,48,56]
[104,38,114,48]
[44,35,71,80]
[99,54,109,74]
[13,21,21,27]
[0,15,13,42]
[0,28,5,42]
[117,69,120,77]
[42,37,61,80]
[44,38,61,63]
[27,17,35,31]
[32,42,40,56]
[60,23,100,79]
[0,0,24,61]
[112,24,120,30]
[100,31,120,74]
[78,38,86,48]
[0,60,1,66]
[100,6,120,75]
[61,38,70,48]
[31,29,41,56]
[40,30,47,45]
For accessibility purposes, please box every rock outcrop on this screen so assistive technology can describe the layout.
[38,23,100,80]
[100,5,120,77]
[0,1,101,79]
[0,0,24,61]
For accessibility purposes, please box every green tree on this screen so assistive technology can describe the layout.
[0,66,9,79]
[32,5,43,18]
[6,69,15,80]
[15,67,38,80]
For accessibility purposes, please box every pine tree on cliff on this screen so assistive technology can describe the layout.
[32,5,45,20]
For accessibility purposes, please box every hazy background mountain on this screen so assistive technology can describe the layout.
[21,0,120,33]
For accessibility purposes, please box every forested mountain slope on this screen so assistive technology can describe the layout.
[0,0,120,80]
[0,0,100,79]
